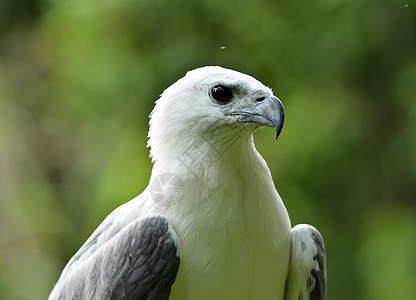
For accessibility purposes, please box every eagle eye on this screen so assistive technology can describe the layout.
[211,85,232,103]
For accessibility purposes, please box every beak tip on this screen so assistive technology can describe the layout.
[274,126,282,140]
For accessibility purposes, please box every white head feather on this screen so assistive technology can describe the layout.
[147,66,277,167]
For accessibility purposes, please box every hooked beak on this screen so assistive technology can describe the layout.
[228,96,285,140]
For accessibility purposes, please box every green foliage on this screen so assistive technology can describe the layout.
[0,0,415,299]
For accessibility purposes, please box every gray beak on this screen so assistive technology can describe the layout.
[228,96,285,140]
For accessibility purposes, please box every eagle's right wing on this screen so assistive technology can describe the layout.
[49,214,180,300]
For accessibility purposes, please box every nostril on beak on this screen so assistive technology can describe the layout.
[256,97,265,103]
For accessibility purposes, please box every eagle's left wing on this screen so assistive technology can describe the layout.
[285,224,327,300]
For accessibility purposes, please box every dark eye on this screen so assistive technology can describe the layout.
[211,85,232,103]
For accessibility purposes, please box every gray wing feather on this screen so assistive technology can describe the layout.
[308,228,327,300]
[286,224,327,300]
[51,215,180,300]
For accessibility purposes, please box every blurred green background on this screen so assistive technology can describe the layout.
[1,0,415,299]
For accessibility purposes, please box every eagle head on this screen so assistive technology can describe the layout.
[148,66,284,164]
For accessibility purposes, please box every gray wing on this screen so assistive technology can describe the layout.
[50,214,180,300]
[285,224,327,300]
[308,228,326,300]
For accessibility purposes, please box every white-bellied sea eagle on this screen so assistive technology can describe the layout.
[49,66,326,300]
